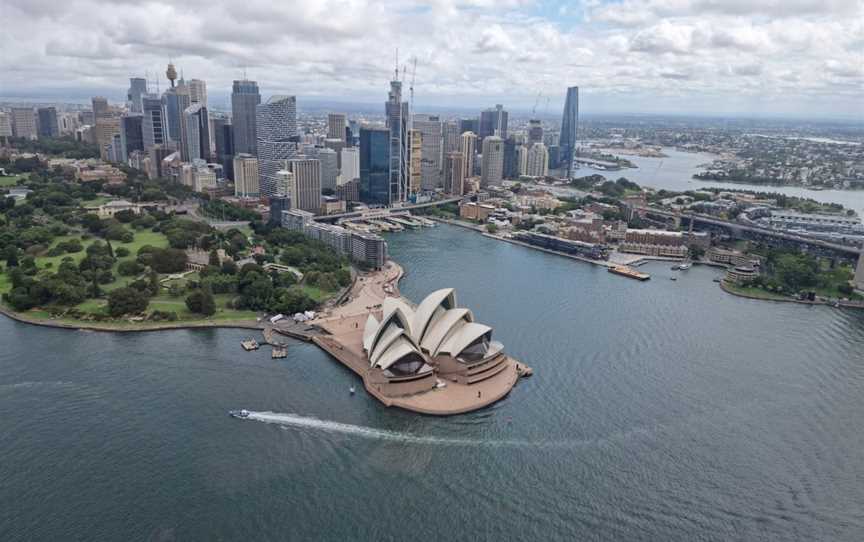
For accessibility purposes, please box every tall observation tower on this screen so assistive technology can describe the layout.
[166,62,177,88]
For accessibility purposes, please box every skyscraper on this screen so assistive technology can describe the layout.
[95,116,121,161]
[359,126,390,205]
[212,117,234,179]
[188,79,207,105]
[37,107,59,138]
[442,120,460,154]
[0,112,12,140]
[256,95,298,197]
[11,108,36,140]
[127,78,148,113]
[340,147,360,184]
[233,154,260,197]
[408,129,422,195]
[316,147,338,191]
[560,86,579,178]
[460,131,477,179]
[445,151,465,196]
[459,118,479,136]
[526,143,549,178]
[414,114,443,191]
[503,136,519,179]
[481,135,504,186]
[182,103,210,162]
[163,82,190,143]
[528,119,543,145]
[119,114,144,162]
[327,113,347,141]
[231,79,261,155]
[141,96,166,149]
[385,77,409,204]
[479,104,508,140]
[91,97,110,120]
[288,158,322,213]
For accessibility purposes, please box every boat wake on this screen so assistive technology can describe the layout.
[238,411,665,450]
[243,411,486,447]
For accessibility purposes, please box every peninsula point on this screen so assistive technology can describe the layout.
[312,264,531,415]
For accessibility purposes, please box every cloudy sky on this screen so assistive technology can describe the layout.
[1,0,862,118]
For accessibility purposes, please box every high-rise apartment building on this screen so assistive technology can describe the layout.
[231,79,261,155]
[11,108,37,140]
[182,103,210,162]
[233,153,260,197]
[481,135,504,186]
[327,113,347,141]
[256,95,298,197]
[460,131,477,179]
[526,143,549,178]
[560,86,579,178]
[275,170,294,199]
[288,158,322,213]
[340,147,360,184]
[127,78,148,113]
[386,78,409,204]
[445,151,465,196]
[141,96,166,149]
[414,114,443,191]
[479,104,508,140]
[37,107,59,138]
[517,145,529,176]
[359,126,390,206]
[188,79,207,105]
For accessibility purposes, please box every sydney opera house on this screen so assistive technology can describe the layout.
[314,288,528,415]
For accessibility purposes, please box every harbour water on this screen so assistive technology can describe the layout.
[2,224,864,540]
[587,147,864,216]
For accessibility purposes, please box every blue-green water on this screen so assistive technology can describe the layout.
[2,224,864,541]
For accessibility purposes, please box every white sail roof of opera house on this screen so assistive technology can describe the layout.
[363,289,500,373]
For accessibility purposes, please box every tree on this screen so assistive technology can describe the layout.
[107,287,149,317]
[485,223,499,234]
[118,260,144,276]
[149,248,188,273]
[185,287,216,316]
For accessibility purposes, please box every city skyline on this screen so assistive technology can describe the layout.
[1,1,861,120]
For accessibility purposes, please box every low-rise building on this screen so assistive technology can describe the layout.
[281,208,387,269]
[724,265,758,284]
[707,247,762,267]
[513,231,608,260]
[459,202,495,221]
[619,228,688,257]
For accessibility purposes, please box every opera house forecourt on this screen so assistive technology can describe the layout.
[313,286,531,415]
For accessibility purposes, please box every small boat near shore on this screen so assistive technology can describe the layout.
[241,339,260,351]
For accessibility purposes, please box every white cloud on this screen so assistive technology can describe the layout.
[0,0,860,117]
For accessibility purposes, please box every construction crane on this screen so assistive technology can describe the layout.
[531,92,542,117]
[409,56,418,117]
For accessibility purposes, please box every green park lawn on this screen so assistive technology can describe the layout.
[0,174,26,187]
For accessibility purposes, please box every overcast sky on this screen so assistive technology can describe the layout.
[1,0,862,119]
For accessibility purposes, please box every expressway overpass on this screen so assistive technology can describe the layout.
[314,197,463,223]
[638,207,861,259]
